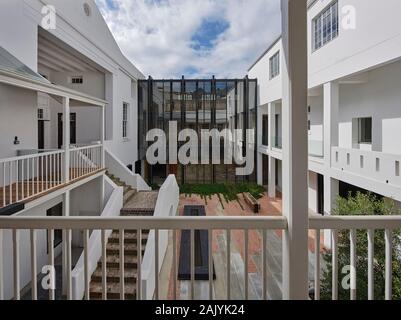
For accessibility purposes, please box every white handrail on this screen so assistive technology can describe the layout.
[0,150,64,164]
[105,149,150,191]
[141,175,179,300]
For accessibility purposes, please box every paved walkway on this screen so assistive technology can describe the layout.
[160,192,326,300]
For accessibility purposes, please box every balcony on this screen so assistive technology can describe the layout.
[0,145,104,211]
[0,213,400,300]
[309,140,324,158]
[332,147,401,188]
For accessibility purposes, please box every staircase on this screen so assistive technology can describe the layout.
[88,174,158,299]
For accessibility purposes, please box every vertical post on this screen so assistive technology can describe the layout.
[268,103,276,198]
[63,97,70,183]
[100,104,105,168]
[323,81,339,247]
[281,0,309,300]
[62,190,70,296]
[268,156,276,198]
[268,102,276,151]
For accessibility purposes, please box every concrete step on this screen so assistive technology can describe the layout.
[89,281,136,300]
[98,254,138,268]
[123,189,136,204]
[91,267,137,282]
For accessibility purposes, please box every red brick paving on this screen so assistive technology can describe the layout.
[166,191,325,299]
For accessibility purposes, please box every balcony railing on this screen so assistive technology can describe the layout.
[0,213,400,300]
[332,147,401,187]
[309,140,324,158]
[0,145,103,209]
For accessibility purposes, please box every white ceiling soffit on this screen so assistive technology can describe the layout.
[38,31,105,74]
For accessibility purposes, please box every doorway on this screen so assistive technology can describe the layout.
[317,174,324,215]
[58,113,77,148]
[38,119,45,149]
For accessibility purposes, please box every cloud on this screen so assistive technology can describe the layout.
[96,0,281,78]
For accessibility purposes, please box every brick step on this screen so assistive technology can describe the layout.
[98,254,138,268]
[91,267,137,282]
[106,242,145,255]
[120,209,154,216]
[108,231,148,244]
[89,281,136,300]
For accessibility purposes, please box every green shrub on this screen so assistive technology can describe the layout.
[320,192,401,300]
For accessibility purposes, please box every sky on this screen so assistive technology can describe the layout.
[95,0,281,78]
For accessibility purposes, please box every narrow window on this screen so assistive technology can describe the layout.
[358,117,372,144]
[262,115,269,146]
[269,51,280,79]
[347,153,350,165]
[376,158,380,172]
[312,1,339,51]
[360,155,364,168]
[122,102,129,138]
[396,161,400,177]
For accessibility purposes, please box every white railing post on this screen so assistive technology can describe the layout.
[281,0,309,300]
[63,97,70,183]
[100,104,105,168]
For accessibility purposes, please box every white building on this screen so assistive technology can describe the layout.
[250,0,401,234]
[0,0,400,301]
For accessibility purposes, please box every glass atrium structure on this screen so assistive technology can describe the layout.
[138,77,257,185]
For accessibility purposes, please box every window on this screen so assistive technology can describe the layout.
[71,76,83,84]
[307,106,311,132]
[38,108,44,120]
[269,51,280,79]
[262,115,269,146]
[358,117,372,144]
[122,102,129,138]
[313,1,339,51]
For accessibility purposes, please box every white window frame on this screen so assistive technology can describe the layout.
[269,51,280,80]
[122,102,129,139]
[312,1,339,52]
[70,76,83,84]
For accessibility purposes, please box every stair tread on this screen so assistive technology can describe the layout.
[92,267,137,279]
[106,243,141,251]
[105,255,138,264]
[90,282,136,295]
[110,231,149,240]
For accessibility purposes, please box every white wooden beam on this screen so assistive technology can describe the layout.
[281,0,309,300]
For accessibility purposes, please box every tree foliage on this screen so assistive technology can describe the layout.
[320,192,401,300]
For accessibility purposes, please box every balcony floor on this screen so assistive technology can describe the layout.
[0,168,104,209]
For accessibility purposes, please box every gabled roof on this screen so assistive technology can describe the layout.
[0,46,50,84]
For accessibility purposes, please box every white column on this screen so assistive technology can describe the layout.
[324,176,339,247]
[257,152,263,185]
[100,105,105,168]
[323,82,339,166]
[281,0,309,300]
[268,156,276,198]
[62,97,70,183]
[323,82,340,247]
[268,102,276,151]
[62,190,70,295]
